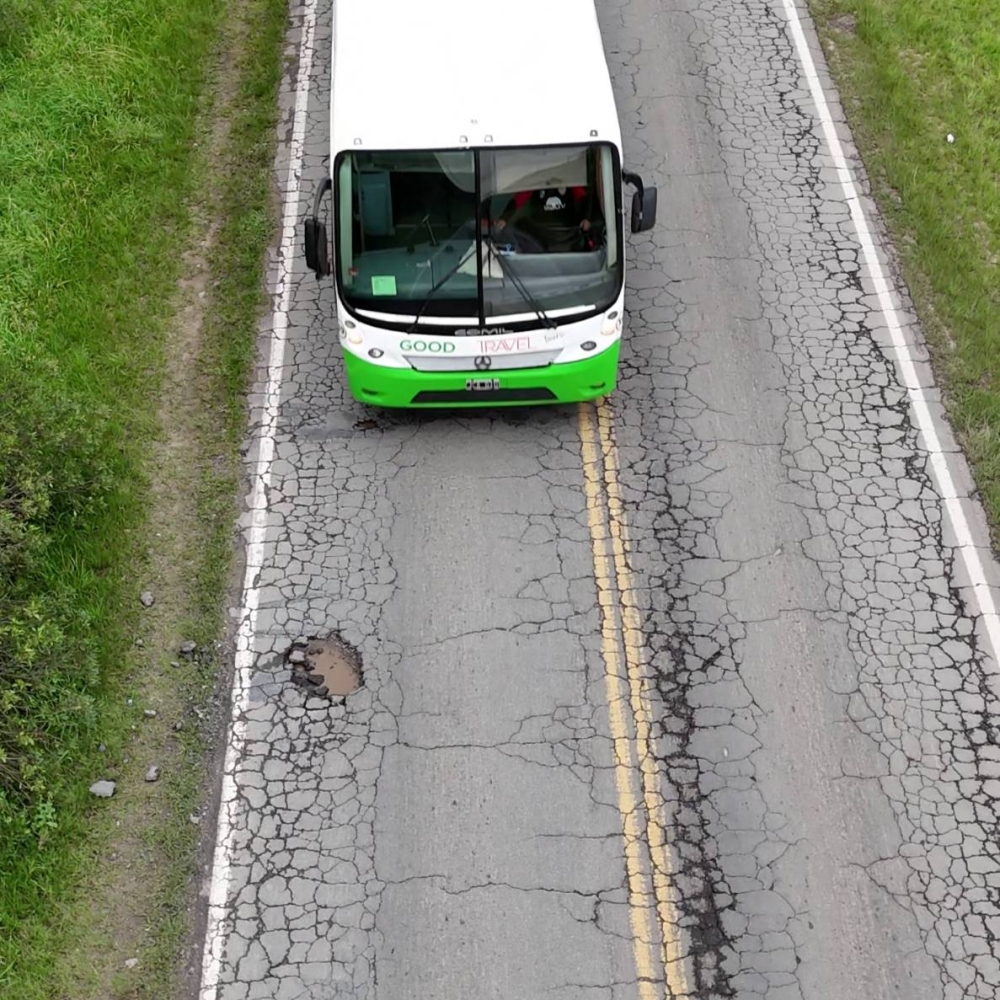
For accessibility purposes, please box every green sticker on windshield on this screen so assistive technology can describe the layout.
[371,275,397,296]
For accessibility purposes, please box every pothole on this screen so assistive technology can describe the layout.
[286,634,363,700]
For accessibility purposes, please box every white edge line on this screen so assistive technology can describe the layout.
[779,0,1000,668]
[197,1,320,997]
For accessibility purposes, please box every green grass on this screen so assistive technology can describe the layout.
[194,0,290,616]
[0,0,213,857]
[810,0,1000,527]
[0,0,288,994]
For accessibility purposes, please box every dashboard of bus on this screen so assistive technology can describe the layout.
[331,143,624,330]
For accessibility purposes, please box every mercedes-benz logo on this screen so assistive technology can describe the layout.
[474,356,492,370]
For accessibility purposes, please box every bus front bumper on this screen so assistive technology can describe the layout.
[342,344,621,408]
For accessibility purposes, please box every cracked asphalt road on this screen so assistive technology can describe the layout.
[201,0,1000,998]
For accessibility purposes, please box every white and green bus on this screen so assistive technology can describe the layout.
[302,0,657,408]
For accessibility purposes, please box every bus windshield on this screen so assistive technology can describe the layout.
[334,143,622,328]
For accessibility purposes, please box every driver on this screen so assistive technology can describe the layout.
[492,186,595,251]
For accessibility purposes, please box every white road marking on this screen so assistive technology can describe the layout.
[197,1,320,996]
[780,0,1000,670]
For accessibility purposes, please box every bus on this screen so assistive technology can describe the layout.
[302,0,657,408]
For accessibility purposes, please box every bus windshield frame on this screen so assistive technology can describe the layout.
[332,142,624,333]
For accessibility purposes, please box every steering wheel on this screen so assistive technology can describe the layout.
[538,221,606,253]
[490,223,546,255]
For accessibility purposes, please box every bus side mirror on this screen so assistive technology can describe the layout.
[623,171,658,233]
[303,176,332,279]
[304,216,329,278]
[630,187,657,233]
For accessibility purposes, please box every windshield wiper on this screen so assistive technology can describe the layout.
[405,243,475,333]
[405,231,558,334]
[484,238,557,330]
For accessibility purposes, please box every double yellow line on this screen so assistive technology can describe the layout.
[577,400,692,999]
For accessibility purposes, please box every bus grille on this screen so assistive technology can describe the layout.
[411,388,557,404]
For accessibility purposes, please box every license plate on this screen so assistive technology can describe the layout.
[465,378,501,391]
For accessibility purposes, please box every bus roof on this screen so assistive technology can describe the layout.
[330,0,623,154]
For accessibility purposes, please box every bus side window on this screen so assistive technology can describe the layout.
[586,150,598,223]
[337,158,359,284]
[598,147,618,267]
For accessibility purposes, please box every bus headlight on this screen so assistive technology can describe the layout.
[601,310,621,337]
[346,331,363,345]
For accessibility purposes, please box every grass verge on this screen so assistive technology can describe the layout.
[0,0,287,996]
[809,0,1000,530]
